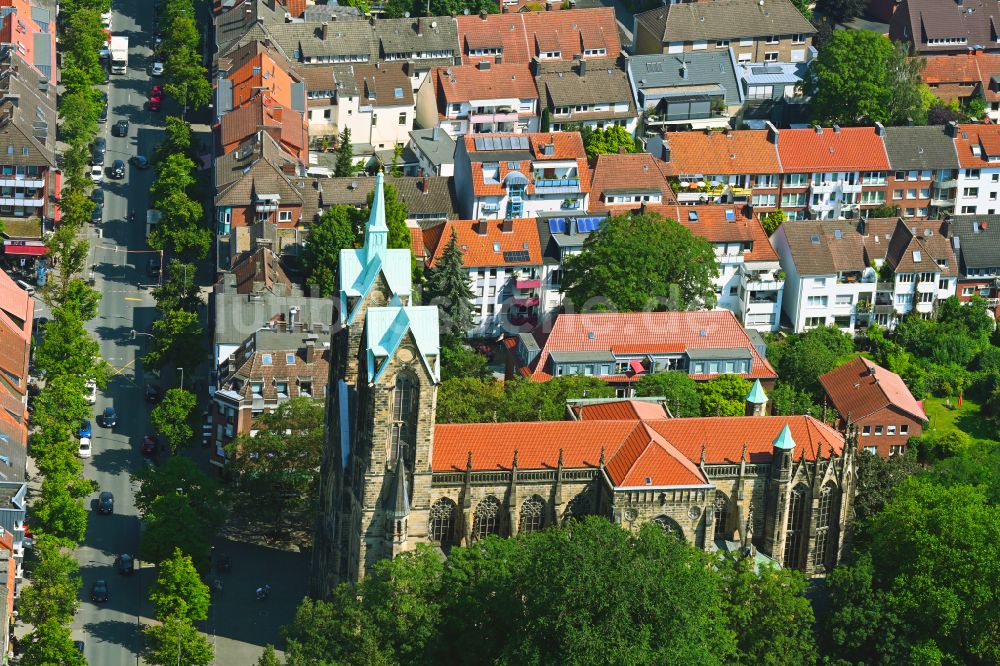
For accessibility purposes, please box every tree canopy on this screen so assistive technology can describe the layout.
[302,205,359,298]
[635,371,701,417]
[436,375,614,424]
[424,230,475,338]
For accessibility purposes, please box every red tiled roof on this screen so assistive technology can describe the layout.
[659,130,781,176]
[953,123,1000,167]
[777,126,890,171]
[589,153,677,211]
[642,204,779,263]
[432,414,844,484]
[434,63,538,105]
[522,310,776,382]
[464,131,591,197]
[0,269,31,340]
[574,399,669,420]
[228,52,299,109]
[456,8,622,65]
[819,357,928,423]
[424,218,542,268]
[922,53,1000,102]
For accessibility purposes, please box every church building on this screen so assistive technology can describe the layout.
[311,173,858,594]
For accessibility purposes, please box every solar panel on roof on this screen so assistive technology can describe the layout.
[549,218,567,233]
[503,250,530,263]
[515,136,528,149]
[474,137,485,151]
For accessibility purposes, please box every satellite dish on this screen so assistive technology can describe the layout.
[404,10,410,16]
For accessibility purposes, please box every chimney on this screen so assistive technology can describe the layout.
[501,217,514,232]
[766,121,779,145]
[946,120,959,137]
[305,340,316,363]
[680,62,688,79]
[495,54,502,64]
[857,218,867,236]
[480,10,488,19]
[814,124,822,134]
[273,107,283,122]
[431,125,440,141]
[906,117,914,126]
[578,58,586,76]
[475,219,489,235]
[661,136,671,162]
[618,145,627,154]
[477,60,491,70]
[832,124,841,133]
[289,306,300,327]
[422,176,429,192]
[417,17,423,35]
[875,121,885,136]
[322,21,329,39]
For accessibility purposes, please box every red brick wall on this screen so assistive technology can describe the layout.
[852,407,924,458]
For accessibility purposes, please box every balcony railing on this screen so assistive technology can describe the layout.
[0,178,45,188]
[471,112,518,124]
[515,278,541,289]
[534,178,580,188]
[0,197,44,207]
[512,296,539,307]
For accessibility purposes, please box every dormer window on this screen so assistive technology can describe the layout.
[539,50,561,60]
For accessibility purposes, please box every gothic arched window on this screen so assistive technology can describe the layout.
[813,483,837,570]
[429,497,457,547]
[713,491,730,538]
[519,495,545,534]
[653,515,684,539]
[473,496,503,540]
[783,484,809,569]
[563,492,590,523]
[390,373,419,467]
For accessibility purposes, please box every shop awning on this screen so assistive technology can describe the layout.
[628,359,645,374]
[4,242,47,256]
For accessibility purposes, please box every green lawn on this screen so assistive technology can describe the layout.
[922,396,999,445]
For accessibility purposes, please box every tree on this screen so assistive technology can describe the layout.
[141,492,214,571]
[144,613,214,666]
[851,449,921,525]
[60,279,101,321]
[335,127,354,177]
[389,143,404,176]
[257,645,283,666]
[143,309,205,373]
[759,209,786,235]
[806,31,926,126]
[435,377,504,423]
[44,223,90,303]
[374,183,410,250]
[19,619,88,666]
[31,474,92,544]
[424,230,475,338]
[866,203,899,218]
[157,116,195,163]
[634,371,701,417]
[31,305,103,380]
[815,0,866,23]
[698,374,753,416]
[151,153,197,207]
[283,592,392,666]
[152,259,200,313]
[789,0,812,20]
[766,326,855,398]
[132,455,226,526]
[17,536,81,626]
[718,554,818,666]
[819,553,895,664]
[562,211,718,312]
[225,397,324,538]
[301,205,359,298]
[440,338,490,380]
[150,548,211,623]
[769,382,820,417]
[887,44,931,126]
[582,125,637,160]
[150,388,197,454]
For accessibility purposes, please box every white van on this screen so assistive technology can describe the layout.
[85,380,97,405]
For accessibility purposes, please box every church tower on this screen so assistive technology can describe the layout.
[311,173,437,595]
[745,379,768,416]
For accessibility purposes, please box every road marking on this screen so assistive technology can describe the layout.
[124,297,142,301]
[111,358,137,375]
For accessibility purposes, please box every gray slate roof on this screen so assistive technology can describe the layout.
[536,60,636,110]
[883,126,960,171]
[946,215,1000,271]
[409,128,456,169]
[629,51,743,107]
[635,0,815,43]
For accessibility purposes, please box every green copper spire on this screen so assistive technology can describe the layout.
[772,424,796,451]
[363,171,388,265]
[746,379,768,405]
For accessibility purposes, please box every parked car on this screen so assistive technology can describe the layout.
[99,406,117,428]
[79,419,92,439]
[90,579,109,602]
[84,380,97,405]
[141,434,158,457]
[113,119,129,137]
[115,553,134,575]
[130,155,150,169]
[98,101,108,123]
[91,206,103,225]
[91,188,104,208]
[144,384,162,403]
[74,640,85,653]
[110,159,125,179]
[151,61,163,76]
[90,164,103,182]
[97,491,114,515]
[78,437,92,458]
[149,85,163,111]
[92,137,106,165]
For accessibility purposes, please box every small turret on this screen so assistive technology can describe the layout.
[746,379,768,416]
[362,171,389,266]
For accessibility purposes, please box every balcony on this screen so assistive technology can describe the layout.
[470,112,518,124]
[512,296,539,307]
[534,178,580,188]
[837,271,876,285]
[842,182,863,193]
[509,313,538,326]
[254,202,279,211]
[0,177,45,188]
[876,282,895,292]
[935,178,958,189]
[0,197,44,207]
[515,278,541,289]
[740,271,784,290]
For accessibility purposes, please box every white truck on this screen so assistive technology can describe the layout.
[110,36,128,74]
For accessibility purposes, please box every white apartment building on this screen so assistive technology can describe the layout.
[952,123,1000,215]
[332,63,415,153]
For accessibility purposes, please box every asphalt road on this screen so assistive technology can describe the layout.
[70,0,163,663]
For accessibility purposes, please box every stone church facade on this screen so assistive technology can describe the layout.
[310,174,859,595]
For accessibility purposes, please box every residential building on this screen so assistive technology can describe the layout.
[772,218,958,333]
[506,310,777,394]
[891,0,1000,55]
[210,326,331,467]
[921,52,1000,121]
[408,127,456,177]
[883,125,960,218]
[944,214,1000,306]
[314,175,459,224]
[217,48,306,117]
[820,357,926,458]
[421,217,544,336]
[416,62,539,136]
[456,9,622,66]
[453,131,591,219]
[217,92,309,160]
[951,122,1000,215]
[0,528,14,659]
[632,0,815,63]
[628,51,744,130]
[534,212,609,316]
[535,58,638,134]
[0,0,56,80]
[297,65,338,138]
[331,62,415,154]
[737,57,812,103]
[0,269,31,433]
[310,174,858,588]
[0,481,26,592]
[588,152,676,214]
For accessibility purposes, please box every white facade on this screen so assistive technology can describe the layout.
[335,96,415,152]
[954,165,1000,215]
[468,159,589,219]
[465,263,550,337]
[549,103,638,135]
[435,97,539,137]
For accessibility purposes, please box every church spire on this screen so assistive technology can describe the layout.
[385,446,410,520]
[363,171,389,266]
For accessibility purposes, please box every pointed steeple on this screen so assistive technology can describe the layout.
[385,447,410,520]
[746,379,768,416]
[772,424,796,451]
[363,171,389,266]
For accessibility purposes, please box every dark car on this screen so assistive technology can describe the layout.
[90,188,104,208]
[90,579,108,602]
[91,137,106,165]
[91,206,103,225]
[99,406,117,428]
[144,384,162,403]
[97,491,114,515]
[147,256,161,277]
[113,119,129,137]
[98,101,108,123]
[130,155,150,169]
[141,434,158,457]
[115,553,134,575]
[78,419,92,439]
[74,640,85,653]
[110,159,125,179]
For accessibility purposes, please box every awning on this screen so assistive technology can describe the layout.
[627,359,645,374]
[4,242,46,256]
[512,296,539,307]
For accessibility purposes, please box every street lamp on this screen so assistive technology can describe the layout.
[129,329,154,340]
[177,367,184,389]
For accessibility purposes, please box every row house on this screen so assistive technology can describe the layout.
[408,127,455,177]
[945,214,1000,307]
[217,91,308,160]
[415,62,539,137]
[317,175,459,224]
[883,125,961,219]
[535,58,637,134]
[506,310,777,397]
[421,217,545,336]
[921,52,1000,121]
[772,217,958,333]
[628,50,743,131]
[329,62,415,154]
[453,131,591,220]
[0,0,56,81]
[632,0,815,63]
[456,9,622,66]
[891,0,1000,55]
[0,269,30,454]
[210,326,331,467]
[952,122,1000,214]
